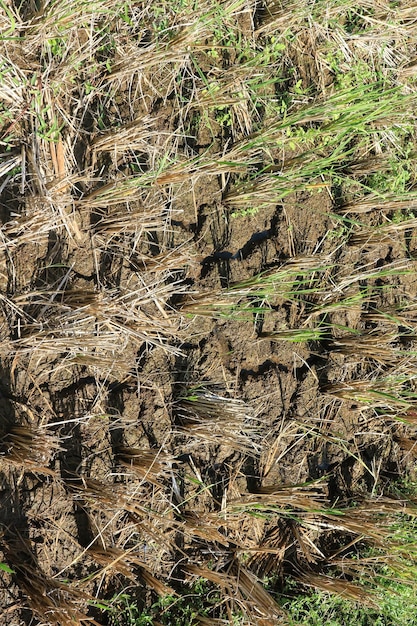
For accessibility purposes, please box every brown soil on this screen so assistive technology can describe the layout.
[1,165,413,623]
[0,4,416,626]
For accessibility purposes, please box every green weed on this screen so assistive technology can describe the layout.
[109,580,222,626]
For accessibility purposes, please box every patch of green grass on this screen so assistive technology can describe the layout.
[283,504,417,626]
[285,585,417,626]
[108,579,224,626]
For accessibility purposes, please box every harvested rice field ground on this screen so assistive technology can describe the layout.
[2,1,417,625]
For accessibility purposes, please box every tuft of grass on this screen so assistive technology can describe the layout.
[176,387,260,455]
[0,424,61,475]
[2,534,93,626]
[181,256,331,318]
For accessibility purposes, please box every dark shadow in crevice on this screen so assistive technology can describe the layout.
[172,352,198,397]
[0,174,24,225]
[200,227,276,281]
[106,386,126,461]
[234,228,274,261]
[14,0,42,20]
[380,459,402,485]
[147,229,160,256]
[270,204,284,236]
[51,391,94,550]
[243,456,261,493]
[0,418,37,625]
[1,523,37,625]
[0,474,27,533]
[327,456,356,503]
[217,258,231,288]
[98,247,124,288]
[200,252,231,283]
[34,231,69,289]
[307,448,337,481]
[201,452,239,511]
[140,419,159,449]
[240,359,289,383]
[200,205,232,285]
[0,360,17,435]
[294,352,328,383]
